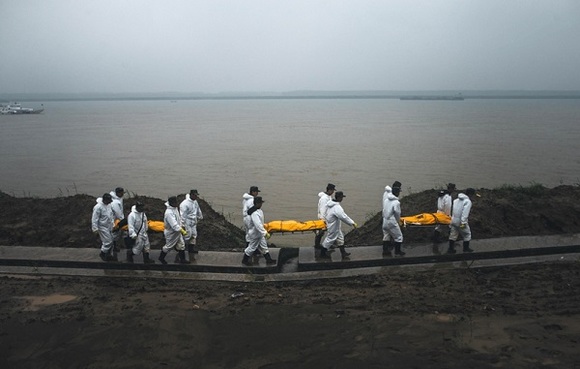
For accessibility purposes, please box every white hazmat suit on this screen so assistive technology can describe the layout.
[242,193,254,242]
[317,192,332,220]
[91,197,114,254]
[435,191,453,233]
[109,190,124,243]
[162,201,186,253]
[322,200,355,249]
[110,190,124,221]
[449,193,473,242]
[180,194,203,244]
[244,206,269,256]
[127,205,150,255]
[382,186,403,243]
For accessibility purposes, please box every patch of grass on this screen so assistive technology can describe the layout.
[56,182,80,197]
[495,182,546,196]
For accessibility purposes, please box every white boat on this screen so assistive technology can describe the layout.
[0,102,44,114]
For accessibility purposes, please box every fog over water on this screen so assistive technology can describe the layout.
[2,1,580,93]
[1,98,579,246]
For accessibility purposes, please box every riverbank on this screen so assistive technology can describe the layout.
[2,184,580,249]
[1,185,580,368]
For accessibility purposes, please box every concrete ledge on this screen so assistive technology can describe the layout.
[297,233,580,271]
[298,244,580,272]
[0,247,281,274]
[1,233,580,278]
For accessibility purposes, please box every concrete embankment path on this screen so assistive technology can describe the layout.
[1,233,579,282]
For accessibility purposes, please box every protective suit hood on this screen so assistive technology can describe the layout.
[110,191,122,201]
[386,192,398,201]
[382,186,393,207]
[327,200,338,208]
[457,193,469,200]
[242,193,253,200]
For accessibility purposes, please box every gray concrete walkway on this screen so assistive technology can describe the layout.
[1,233,579,282]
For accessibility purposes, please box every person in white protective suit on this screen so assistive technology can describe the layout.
[320,191,357,259]
[242,197,277,266]
[382,184,405,257]
[447,188,477,254]
[382,181,401,211]
[242,186,260,247]
[314,183,336,249]
[109,187,125,250]
[179,189,203,258]
[433,183,456,243]
[158,196,189,264]
[92,193,116,261]
[126,202,155,264]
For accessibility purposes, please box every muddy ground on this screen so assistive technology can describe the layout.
[1,185,580,368]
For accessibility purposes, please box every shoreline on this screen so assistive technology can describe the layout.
[2,185,580,368]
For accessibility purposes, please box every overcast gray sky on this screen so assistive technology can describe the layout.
[1,0,579,94]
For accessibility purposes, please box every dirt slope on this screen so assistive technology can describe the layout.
[0,192,245,250]
[346,184,580,246]
[1,185,580,250]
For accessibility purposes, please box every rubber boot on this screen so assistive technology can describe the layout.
[178,250,190,264]
[394,242,405,257]
[143,252,155,264]
[158,251,168,265]
[382,241,392,257]
[242,253,252,266]
[126,250,134,264]
[432,230,441,244]
[463,241,474,253]
[447,240,456,254]
[264,252,277,265]
[187,245,196,261]
[339,246,351,259]
[319,247,331,259]
[106,248,117,261]
[188,243,198,255]
[314,232,324,249]
[99,251,108,262]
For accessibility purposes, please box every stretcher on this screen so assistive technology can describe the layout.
[114,219,165,233]
[400,212,451,227]
[264,219,327,234]
[142,219,326,234]
[147,220,165,232]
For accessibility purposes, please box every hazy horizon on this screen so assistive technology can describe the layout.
[1,1,579,94]
[2,89,580,101]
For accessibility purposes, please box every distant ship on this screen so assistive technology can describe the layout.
[400,94,464,101]
[0,102,44,114]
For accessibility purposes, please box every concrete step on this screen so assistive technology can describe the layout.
[1,233,579,279]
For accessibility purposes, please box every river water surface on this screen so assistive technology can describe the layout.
[1,98,579,246]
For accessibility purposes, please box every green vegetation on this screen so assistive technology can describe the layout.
[495,182,546,196]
